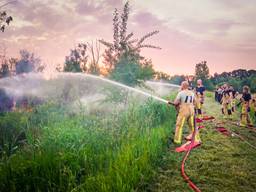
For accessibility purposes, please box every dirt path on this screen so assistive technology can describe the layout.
[146,94,256,192]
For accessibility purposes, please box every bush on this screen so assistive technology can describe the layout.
[0,88,14,113]
[0,112,28,158]
[204,79,215,91]
[0,98,176,192]
[110,54,154,87]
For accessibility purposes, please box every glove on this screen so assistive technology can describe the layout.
[167,101,176,106]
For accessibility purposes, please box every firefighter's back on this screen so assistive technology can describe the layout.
[177,89,195,117]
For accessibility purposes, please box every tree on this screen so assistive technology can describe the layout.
[0,88,14,112]
[87,40,101,75]
[249,75,256,93]
[99,1,160,85]
[64,43,88,73]
[140,59,155,81]
[0,1,14,32]
[195,61,210,81]
[0,61,10,77]
[154,71,170,80]
[169,75,186,85]
[110,53,154,86]
[210,69,256,92]
[195,61,214,90]
[110,54,140,86]
[16,50,42,74]
[0,45,18,78]
[0,45,9,77]
[63,41,101,74]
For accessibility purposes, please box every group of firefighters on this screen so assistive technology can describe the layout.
[215,83,256,127]
[170,80,256,152]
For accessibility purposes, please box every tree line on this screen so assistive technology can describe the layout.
[157,61,256,93]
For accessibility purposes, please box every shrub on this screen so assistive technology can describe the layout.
[0,98,176,192]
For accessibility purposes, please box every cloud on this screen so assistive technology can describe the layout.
[133,12,167,28]
[216,0,256,9]
[75,0,104,15]
[1,0,256,75]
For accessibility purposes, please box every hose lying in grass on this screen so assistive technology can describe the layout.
[230,122,256,133]
[180,116,201,192]
[167,101,201,191]
[215,121,256,150]
[231,132,256,150]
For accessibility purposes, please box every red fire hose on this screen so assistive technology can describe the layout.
[181,148,201,192]
[169,104,212,191]
[180,115,255,192]
[180,116,201,192]
[215,123,256,150]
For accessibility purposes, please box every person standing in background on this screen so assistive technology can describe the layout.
[187,75,194,90]
[215,86,219,102]
[239,86,253,127]
[195,92,203,119]
[195,79,206,116]
[251,94,256,125]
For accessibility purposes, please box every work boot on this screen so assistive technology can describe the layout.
[175,141,201,153]
[198,125,205,130]
[170,140,182,151]
[172,139,182,145]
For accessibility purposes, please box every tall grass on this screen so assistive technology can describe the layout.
[0,98,176,192]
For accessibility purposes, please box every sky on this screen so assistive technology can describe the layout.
[1,0,256,75]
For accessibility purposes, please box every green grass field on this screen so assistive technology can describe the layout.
[148,92,256,192]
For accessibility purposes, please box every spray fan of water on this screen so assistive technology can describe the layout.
[0,73,179,112]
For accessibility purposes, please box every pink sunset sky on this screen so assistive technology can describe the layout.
[1,0,256,75]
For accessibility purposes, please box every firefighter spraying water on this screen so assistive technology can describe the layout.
[168,81,201,153]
